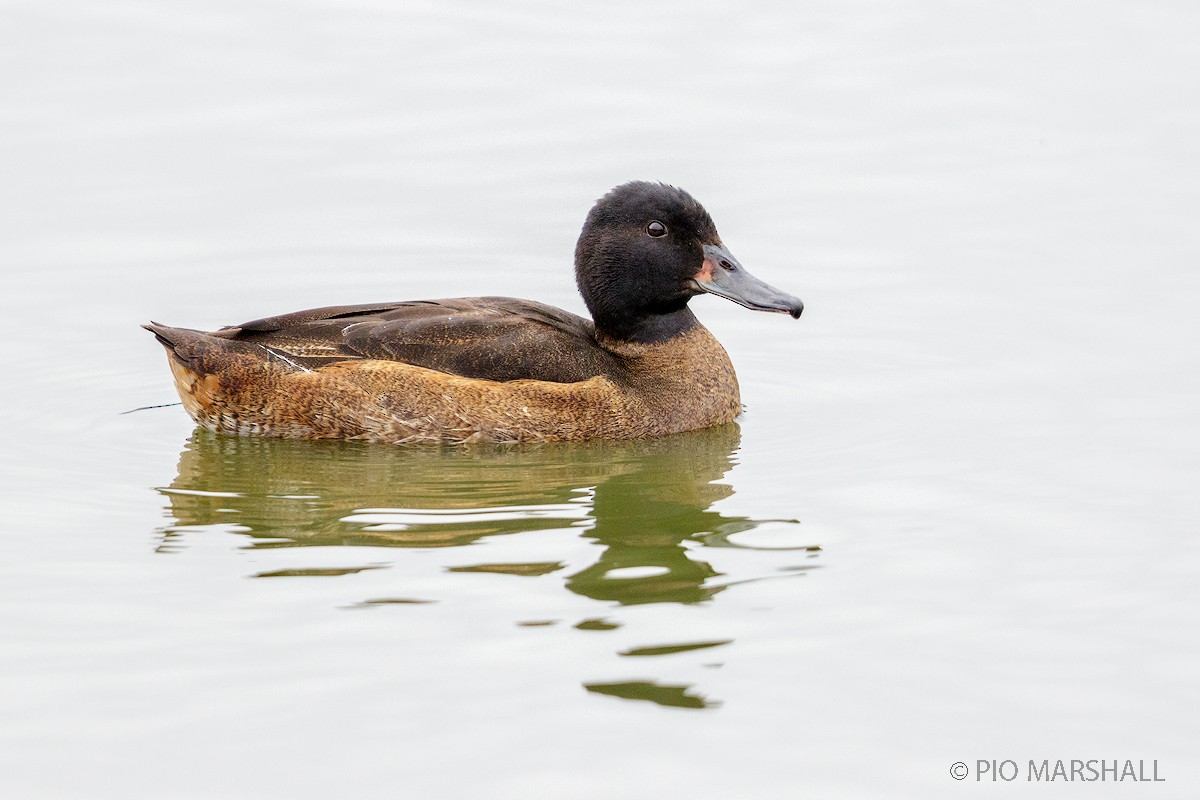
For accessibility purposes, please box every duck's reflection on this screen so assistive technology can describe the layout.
[158,424,809,709]
[159,424,795,606]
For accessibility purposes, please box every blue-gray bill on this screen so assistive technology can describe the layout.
[694,243,804,318]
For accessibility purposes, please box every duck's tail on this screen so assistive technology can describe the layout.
[143,321,248,373]
[141,321,176,347]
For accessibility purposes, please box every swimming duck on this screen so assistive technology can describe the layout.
[145,181,803,443]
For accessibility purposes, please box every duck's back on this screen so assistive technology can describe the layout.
[211,296,623,383]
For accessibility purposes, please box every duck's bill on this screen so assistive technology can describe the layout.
[692,243,804,318]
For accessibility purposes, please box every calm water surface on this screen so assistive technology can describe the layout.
[2,1,1198,797]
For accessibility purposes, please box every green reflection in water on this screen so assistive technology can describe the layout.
[575,618,621,631]
[584,680,718,710]
[447,562,565,576]
[349,598,436,607]
[618,640,732,657]
[157,423,803,607]
[254,566,386,578]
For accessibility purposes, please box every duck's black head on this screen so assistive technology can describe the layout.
[575,181,804,343]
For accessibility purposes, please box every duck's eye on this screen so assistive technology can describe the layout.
[646,221,667,238]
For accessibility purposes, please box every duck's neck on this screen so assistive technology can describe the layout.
[593,305,699,345]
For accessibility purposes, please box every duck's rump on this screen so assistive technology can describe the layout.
[208,296,623,383]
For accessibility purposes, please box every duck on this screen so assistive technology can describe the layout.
[144,181,804,443]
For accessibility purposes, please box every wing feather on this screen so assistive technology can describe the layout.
[220,297,620,383]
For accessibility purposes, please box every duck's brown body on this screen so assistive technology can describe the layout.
[144,181,802,444]
[147,300,740,443]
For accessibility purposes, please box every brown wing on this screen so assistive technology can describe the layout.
[215,297,622,383]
